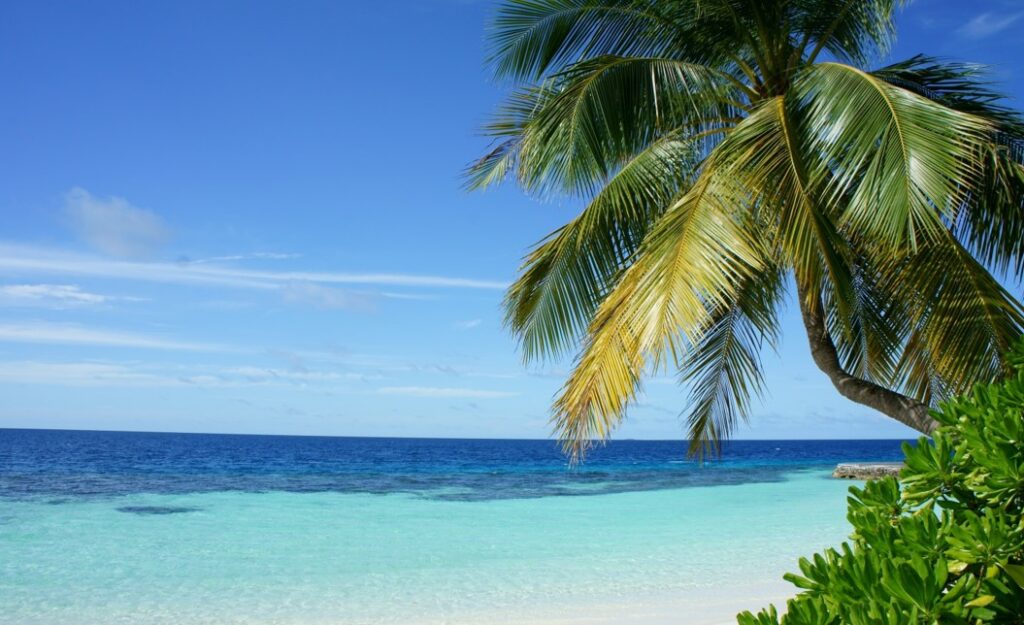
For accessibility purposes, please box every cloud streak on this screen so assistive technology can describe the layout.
[184,252,300,264]
[0,243,509,291]
[281,281,377,311]
[377,386,518,398]
[958,11,1024,38]
[0,322,227,351]
[0,360,381,388]
[224,366,379,383]
[0,361,189,387]
[0,284,144,308]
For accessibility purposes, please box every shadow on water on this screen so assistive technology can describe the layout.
[116,506,202,515]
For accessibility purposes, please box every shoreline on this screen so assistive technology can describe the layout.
[349,583,794,625]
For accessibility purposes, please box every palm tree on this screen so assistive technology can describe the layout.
[468,0,1024,459]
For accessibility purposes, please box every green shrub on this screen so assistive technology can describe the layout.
[738,361,1024,624]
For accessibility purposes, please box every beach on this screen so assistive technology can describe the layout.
[1,483,824,625]
[0,431,892,625]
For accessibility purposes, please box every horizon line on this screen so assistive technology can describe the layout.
[0,425,916,442]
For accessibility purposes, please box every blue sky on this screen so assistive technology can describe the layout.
[1,0,1022,440]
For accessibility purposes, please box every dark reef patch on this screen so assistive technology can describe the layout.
[116,506,201,515]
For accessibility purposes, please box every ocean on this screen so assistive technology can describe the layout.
[0,429,909,625]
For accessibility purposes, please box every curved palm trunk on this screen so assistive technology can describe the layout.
[796,283,940,435]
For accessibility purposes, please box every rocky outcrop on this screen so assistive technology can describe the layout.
[832,462,904,480]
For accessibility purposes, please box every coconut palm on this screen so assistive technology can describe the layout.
[468,0,1024,459]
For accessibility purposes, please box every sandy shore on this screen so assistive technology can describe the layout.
[400,583,793,625]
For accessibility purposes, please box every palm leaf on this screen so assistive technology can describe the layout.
[791,0,904,65]
[824,247,907,386]
[681,262,784,458]
[871,55,1024,273]
[795,62,993,250]
[488,0,675,80]
[711,96,858,332]
[552,159,765,461]
[506,132,701,362]
[519,55,739,196]
[465,85,552,191]
[468,55,739,196]
[884,235,1024,398]
[958,145,1024,274]
[872,54,1024,136]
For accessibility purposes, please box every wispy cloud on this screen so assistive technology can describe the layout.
[224,366,380,384]
[455,318,482,330]
[183,252,300,264]
[381,292,437,301]
[377,386,518,398]
[280,281,376,311]
[0,322,226,351]
[0,361,189,387]
[0,243,508,291]
[0,284,144,308]
[958,11,1024,38]
[63,188,171,258]
[0,360,379,388]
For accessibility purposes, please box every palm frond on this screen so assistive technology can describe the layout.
[791,0,905,65]
[681,262,784,459]
[795,62,993,250]
[506,132,701,362]
[552,162,765,461]
[957,145,1024,274]
[520,56,738,196]
[893,328,948,407]
[465,83,557,191]
[468,55,739,196]
[466,138,521,192]
[885,235,1024,398]
[870,55,1024,274]
[872,54,1024,137]
[823,247,907,385]
[710,96,857,331]
[488,0,675,80]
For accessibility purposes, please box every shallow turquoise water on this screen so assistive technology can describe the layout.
[0,469,854,625]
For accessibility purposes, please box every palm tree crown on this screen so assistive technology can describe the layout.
[468,0,1024,459]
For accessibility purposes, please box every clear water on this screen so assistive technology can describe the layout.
[0,430,907,625]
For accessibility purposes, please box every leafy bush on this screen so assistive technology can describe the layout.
[738,362,1024,624]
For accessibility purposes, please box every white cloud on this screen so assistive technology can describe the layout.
[0,243,508,291]
[958,11,1024,38]
[455,318,482,329]
[0,361,187,387]
[0,322,225,351]
[64,188,171,258]
[280,281,376,311]
[0,360,380,388]
[185,252,300,264]
[223,366,379,383]
[381,292,437,301]
[0,284,143,308]
[377,386,518,398]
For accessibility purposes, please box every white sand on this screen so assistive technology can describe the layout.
[403,583,793,625]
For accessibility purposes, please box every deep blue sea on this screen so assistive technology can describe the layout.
[0,429,908,502]
[0,430,909,625]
